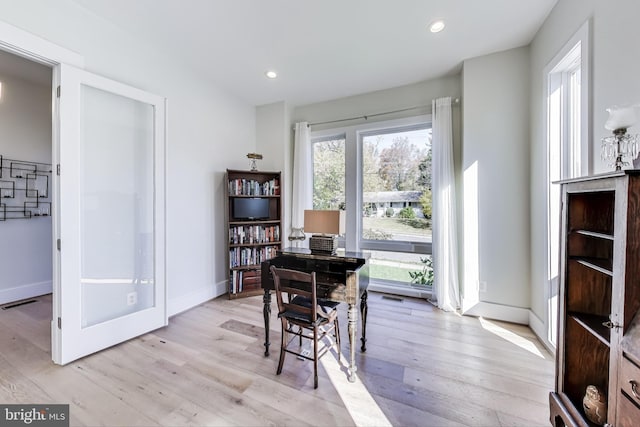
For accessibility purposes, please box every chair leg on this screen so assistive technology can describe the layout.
[313,327,319,389]
[277,321,287,375]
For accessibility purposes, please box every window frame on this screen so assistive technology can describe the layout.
[544,20,591,349]
[310,115,431,255]
[358,121,432,255]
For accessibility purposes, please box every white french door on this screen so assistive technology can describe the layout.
[52,64,167,365]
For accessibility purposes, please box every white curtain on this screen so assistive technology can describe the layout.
[291,122,312,242]
[431,97,460,311]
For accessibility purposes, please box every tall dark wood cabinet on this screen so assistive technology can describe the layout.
[550,171,640,427]
[225,169,282,299]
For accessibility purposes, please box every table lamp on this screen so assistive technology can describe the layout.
[601,104,640,170]
[304,210,345,255]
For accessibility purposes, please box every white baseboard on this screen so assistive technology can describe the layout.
[368,282,432,299]
[168,280,227,317]
[0,281,52,305]
[461,300,530,325]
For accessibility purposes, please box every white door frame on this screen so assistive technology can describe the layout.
[0,21,83,69]
[0,20,168,364]
[0,20,83,363]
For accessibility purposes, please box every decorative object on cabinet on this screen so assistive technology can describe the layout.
[246,152,263,171]
[287,227,305,247]
[225,169,282,299]
[303,209,345,255]
[582,385,607,425]
[0,155,52,221]
[549,170,640,427]
[600,104,640,170]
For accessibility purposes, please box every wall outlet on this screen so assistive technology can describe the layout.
[479,281,487,293]
[127,291,137,306]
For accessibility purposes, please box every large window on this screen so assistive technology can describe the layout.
[311,117,432,295]
[545,21,590,348]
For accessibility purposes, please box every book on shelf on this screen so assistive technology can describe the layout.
[228,178,280,196]
[229,245,279,268]
[230,268,261,293]
[229,224,281,245]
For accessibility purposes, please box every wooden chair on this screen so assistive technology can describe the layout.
[270,266,341,389]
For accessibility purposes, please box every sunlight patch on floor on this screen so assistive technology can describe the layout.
[479,317,546,359]
[321,352,392,427]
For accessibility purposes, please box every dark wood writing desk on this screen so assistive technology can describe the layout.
[261,247,369,382]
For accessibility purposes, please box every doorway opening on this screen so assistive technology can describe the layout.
[0,48,53,356]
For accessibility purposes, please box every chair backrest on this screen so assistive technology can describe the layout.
[270,266,317,323]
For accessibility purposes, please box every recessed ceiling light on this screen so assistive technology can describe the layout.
[429,20,445,33]
[265,70,278,79]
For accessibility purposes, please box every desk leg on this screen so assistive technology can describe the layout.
[263,289,271,357]
[347,302,358,382]
[360,289,368,352]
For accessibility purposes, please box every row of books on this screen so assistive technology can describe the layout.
[230,269,260,294]
[229,245,279,268]
[229,225,280,244]
[228,178,280,196]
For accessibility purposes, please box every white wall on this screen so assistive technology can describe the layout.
[256,101,292,242]
[0,0,256,315]
[529,0,640,345]
[461,47,531,323]
[293,76,461,131]
[0,71,52,304]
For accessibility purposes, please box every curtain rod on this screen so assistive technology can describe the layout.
[303,97,460,128]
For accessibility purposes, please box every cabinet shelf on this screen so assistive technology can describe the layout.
[229,241,282,248]
[230,265,262,271]
[572,229,614,241]
[569,312,611,346]
[570,256,613,276]
[229,194,280,198]
[229,219,280,225]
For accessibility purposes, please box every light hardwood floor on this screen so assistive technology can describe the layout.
[0,292,554,426]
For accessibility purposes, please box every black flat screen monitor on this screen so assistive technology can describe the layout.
[233,197,270,220]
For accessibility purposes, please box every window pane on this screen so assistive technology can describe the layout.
[569,66,581,178]
[366,250,432,287]
[313,137,345,210]
[362,127,432,243]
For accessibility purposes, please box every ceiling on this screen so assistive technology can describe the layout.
[68,0,558,107]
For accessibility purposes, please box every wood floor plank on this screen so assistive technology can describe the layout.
[0,291,554,426]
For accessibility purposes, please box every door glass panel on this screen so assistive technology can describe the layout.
[80,84,155,327]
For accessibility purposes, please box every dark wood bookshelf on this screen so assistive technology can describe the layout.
[225,169,282,299]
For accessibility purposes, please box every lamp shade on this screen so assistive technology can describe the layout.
[605,105,640,131]
[304,210,345,235]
